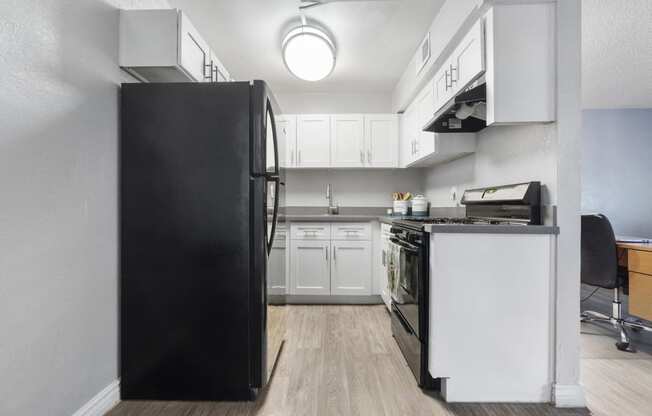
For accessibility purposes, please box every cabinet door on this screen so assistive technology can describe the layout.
[268,229,287,295]
[296,115,331,168]
[178,11,211,82]
[330,115,365,167]
[451,20,485,94]
[416,81,436,159]
[400,104,419,166]
[291,240,331,295]
[208,51,229,82]
[331,241,372,296]
[276,115,296,168]
[434,63,452,114]
[364,115,399,168]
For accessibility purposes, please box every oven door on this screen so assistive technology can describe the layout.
[389,237,422,340]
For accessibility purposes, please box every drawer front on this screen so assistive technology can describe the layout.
[629,272,652,321]
[628,250,652,275]
[291,223,331,240]
[332,223,371,241]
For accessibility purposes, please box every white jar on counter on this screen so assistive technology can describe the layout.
[393,200,410,216]
[411,194,429,216]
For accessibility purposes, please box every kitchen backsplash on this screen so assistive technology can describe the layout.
[285,169,424,207]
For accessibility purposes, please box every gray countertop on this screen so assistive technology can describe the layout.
[424,224,559,235]
[283,214,388,222]
[275,207,558,234]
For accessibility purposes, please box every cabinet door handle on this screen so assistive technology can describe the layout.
[382,250,386,266]
[449,64,458,86]
[445,69,451,90]
[204,63,214,82]
[360,150,364,164]
[367,149,371,163]
[291,148,294,165]
[333,246,336,262]
[298,150,301,165]
[325,246,329,262]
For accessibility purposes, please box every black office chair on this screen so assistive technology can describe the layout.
[580,214,651,352]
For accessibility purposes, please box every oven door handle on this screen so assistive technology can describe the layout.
[389,237,420,253]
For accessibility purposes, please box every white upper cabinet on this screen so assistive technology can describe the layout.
[416,80,436,160]
[178,12,211,82]
[400,103,419,167]
[119,9,231,83]
[283,113,399,169]
[433,21,484,115]
[296,115,331,168]
[331,115,365,168]
[208,51,230,82]
[485,3,556,125]
[400,81,477,168]
[276,115,296,168]
[433,64,453,114]
[364,114,399,168]
[450,21,485,94]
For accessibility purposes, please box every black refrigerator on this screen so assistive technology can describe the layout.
[120,81,286,401]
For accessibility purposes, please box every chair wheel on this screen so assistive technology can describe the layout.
[616,342,636,353]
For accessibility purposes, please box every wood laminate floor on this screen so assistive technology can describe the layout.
[109,305,645,416]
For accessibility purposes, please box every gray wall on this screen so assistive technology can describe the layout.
[286,169,424,207]
[275,92,393,114]
[423,123,558,210]
[0,1,169,415]
[582,109,652,237]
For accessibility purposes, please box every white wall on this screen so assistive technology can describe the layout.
[0,1,170,415]
[286,169,424,207]
[582,109,652,237]
[423,124,558,207]
[275,92,393,114]
[582,0,652,109]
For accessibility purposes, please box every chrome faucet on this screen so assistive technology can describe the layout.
[326,184,339,215]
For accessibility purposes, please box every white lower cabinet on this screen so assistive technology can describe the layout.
[331,241,372,295]
[290,240,331,295]
[268,227,287,296]
[289,222,373,297]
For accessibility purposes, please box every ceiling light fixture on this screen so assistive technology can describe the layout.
[282,20,336,82]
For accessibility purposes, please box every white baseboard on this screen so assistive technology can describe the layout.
[553,383,586,408]
[72,380,120,416]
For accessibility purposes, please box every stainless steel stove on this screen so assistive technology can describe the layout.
[393,181,542,231]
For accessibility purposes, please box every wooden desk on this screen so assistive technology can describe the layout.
[617,238,652,321]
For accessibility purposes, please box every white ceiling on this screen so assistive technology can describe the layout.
[169,0,445,93]
[582,0,652,109]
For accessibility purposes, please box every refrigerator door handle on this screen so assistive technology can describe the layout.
[270,102,280,177]
[267,175,280,255]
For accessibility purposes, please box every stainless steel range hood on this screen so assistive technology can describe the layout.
[423,83,487,133]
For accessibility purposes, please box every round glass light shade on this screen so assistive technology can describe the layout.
[282,26,336,81]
